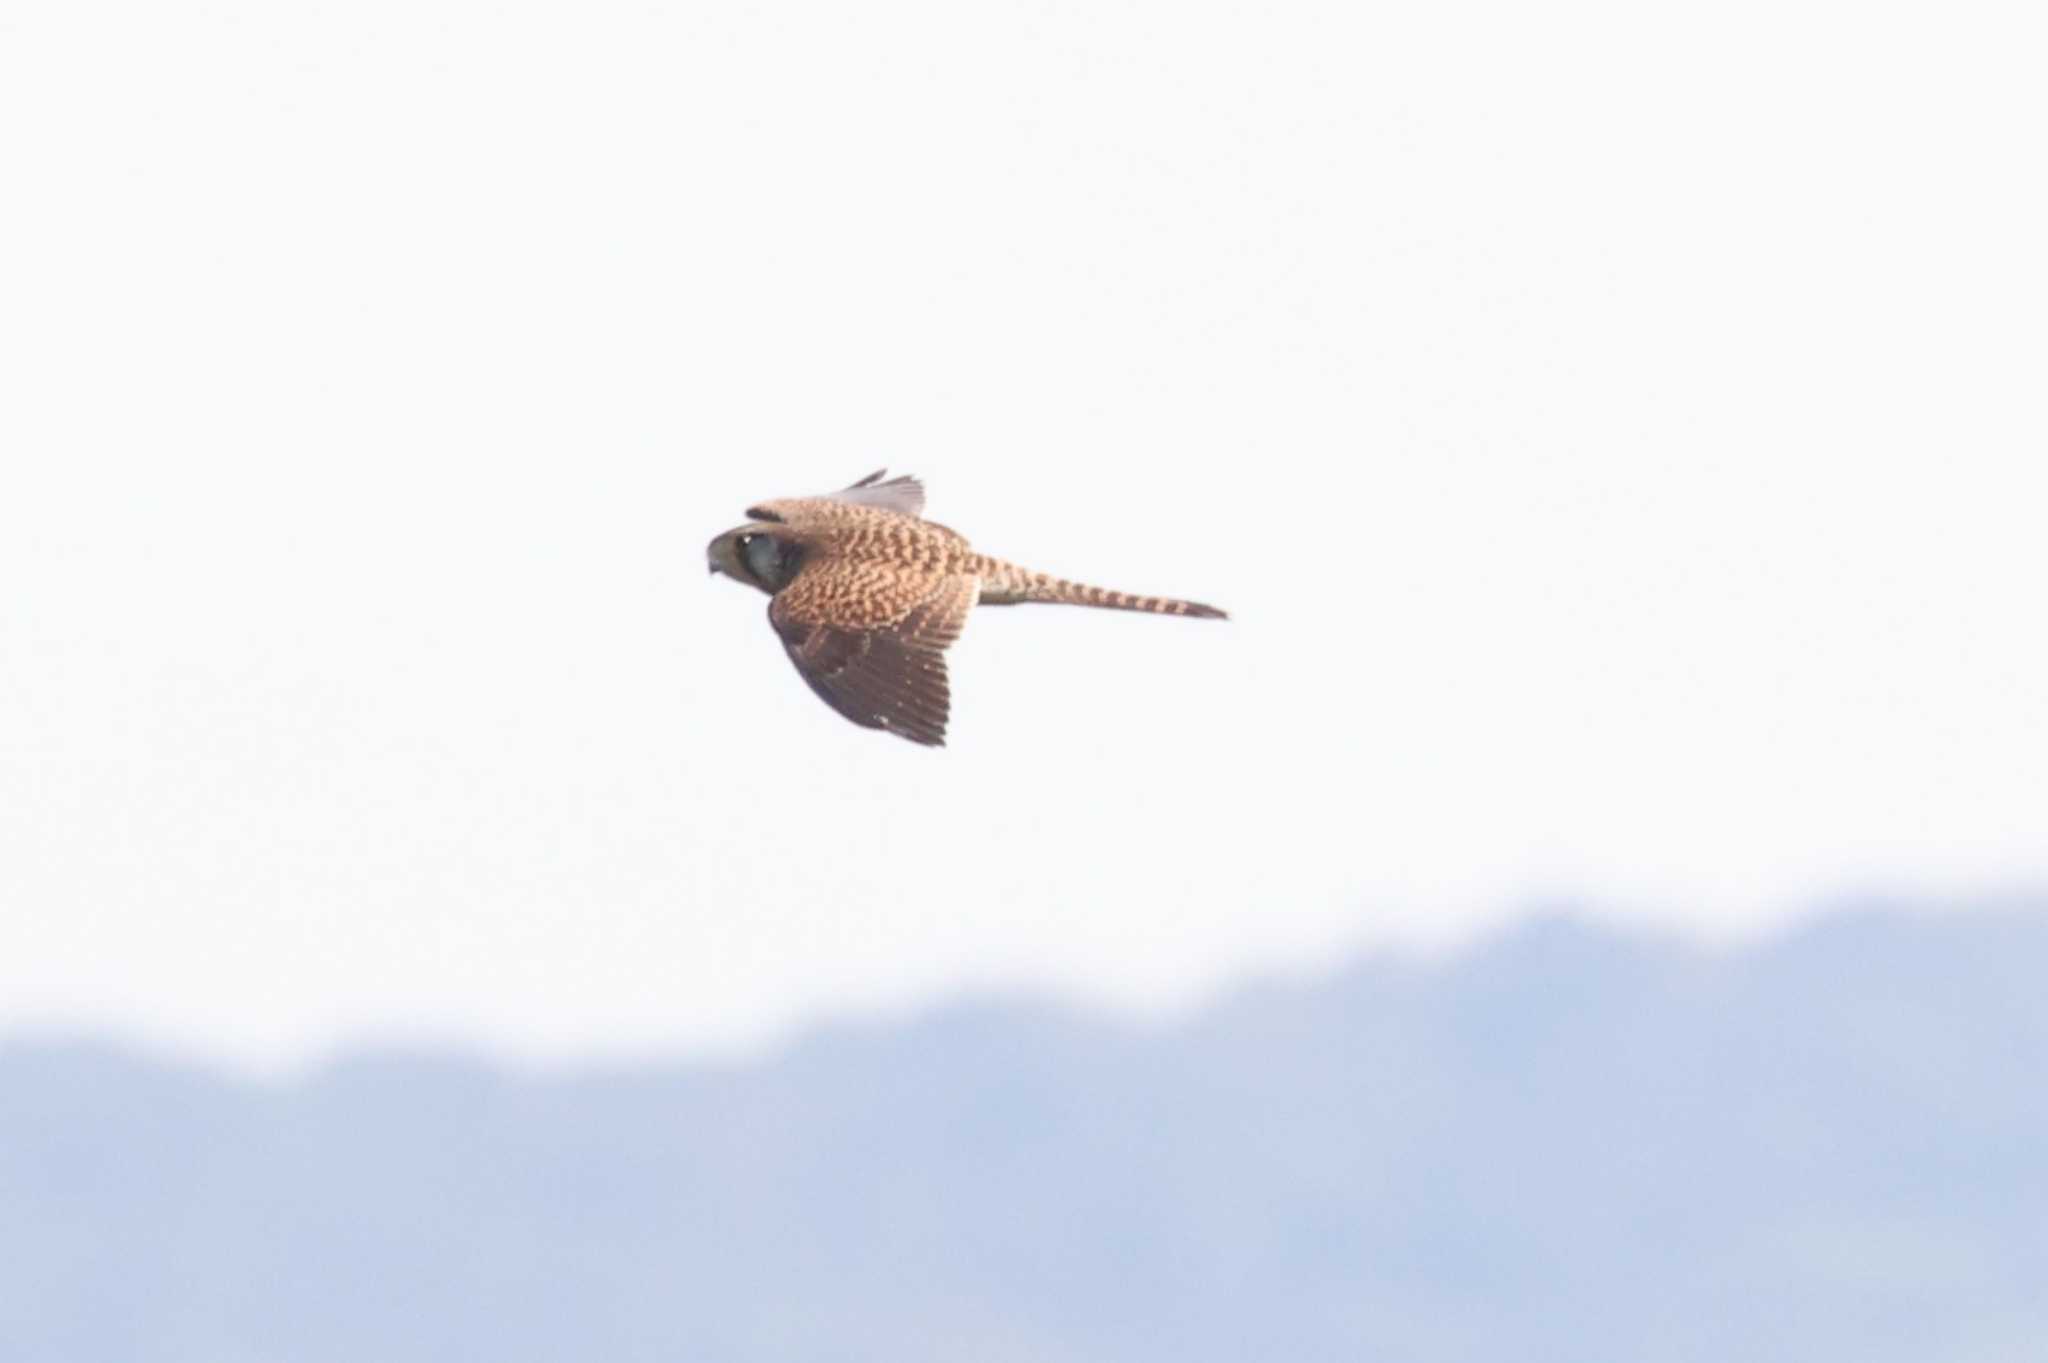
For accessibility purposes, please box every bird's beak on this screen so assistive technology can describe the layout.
[707,561,721,578]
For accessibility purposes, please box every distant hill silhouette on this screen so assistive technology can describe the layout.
[4,905,2044,1362]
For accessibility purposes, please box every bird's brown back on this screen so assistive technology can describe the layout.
[748,497,980,580]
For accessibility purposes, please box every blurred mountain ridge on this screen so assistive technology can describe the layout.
[4,902,2044,1362]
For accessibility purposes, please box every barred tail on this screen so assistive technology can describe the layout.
[977,560,1227,620]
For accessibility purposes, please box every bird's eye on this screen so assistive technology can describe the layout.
[741,532,786,585]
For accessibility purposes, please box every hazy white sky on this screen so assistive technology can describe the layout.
[3,0,2044,1070]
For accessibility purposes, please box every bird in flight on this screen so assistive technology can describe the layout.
[706,470,1226,746]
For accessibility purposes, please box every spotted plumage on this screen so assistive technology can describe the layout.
[706,470,1226,746]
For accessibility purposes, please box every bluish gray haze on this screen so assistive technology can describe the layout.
[4,903,2041,1362]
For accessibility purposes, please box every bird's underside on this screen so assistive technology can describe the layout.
[706,470,1225,746]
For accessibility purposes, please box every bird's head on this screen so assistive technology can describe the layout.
[706,523,806,595]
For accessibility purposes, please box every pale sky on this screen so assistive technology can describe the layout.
[3,0,2044,1071]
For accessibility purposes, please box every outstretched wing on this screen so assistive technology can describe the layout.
[827,469,925,517]
[747,469,927,525]
[768,567,977,746]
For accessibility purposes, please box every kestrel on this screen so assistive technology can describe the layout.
[706,470,1226,746]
